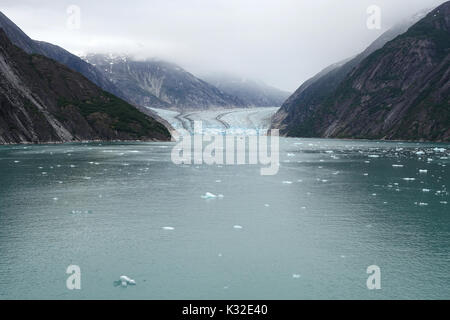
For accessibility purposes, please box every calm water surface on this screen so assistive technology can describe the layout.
[0,139,449,299]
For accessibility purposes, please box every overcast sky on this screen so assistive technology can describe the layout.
[0,0,446,91]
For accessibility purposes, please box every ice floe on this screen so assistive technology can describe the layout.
[116,275,136,287]
[201,192,217,199]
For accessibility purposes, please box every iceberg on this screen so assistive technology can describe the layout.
[201,192,217,199]
[117,275,136,287]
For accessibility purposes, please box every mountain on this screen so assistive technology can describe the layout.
[0,29,170,144]
[272,3,448,140]
[0,11,124,100]
[83,54,247,111]
[201,73,291,107]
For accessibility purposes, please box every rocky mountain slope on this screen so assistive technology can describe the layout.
[0,29,170,144]
[271,4,450,141]
[201,73,290,107]
[0,11,124,100]
[84,54,247,111]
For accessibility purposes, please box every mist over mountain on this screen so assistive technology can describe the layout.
[0,11,125,100]
[201,73,290,107]
[271,2,450,141]
[0,29,170,144]
[83,54,249,111]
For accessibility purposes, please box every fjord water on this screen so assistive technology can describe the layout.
[0,139,449,299]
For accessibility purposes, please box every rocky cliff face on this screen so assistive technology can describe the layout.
[0,29,170,144]
[271,4,449,141]
[84,54,247,111]
[0,11,124,100]
[201,73,290,107]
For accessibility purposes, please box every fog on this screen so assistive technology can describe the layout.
[0,0,446,91]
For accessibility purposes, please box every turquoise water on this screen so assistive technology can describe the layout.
[0,139,449,299]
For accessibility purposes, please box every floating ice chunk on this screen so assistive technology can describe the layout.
[427,158,433,162]
[392,164,404,168]
[416,151,425,155]
[325,151,334,154]
[41,172,47,175]
[422,189,430,192]
[119,275,136,286]
[53,197,58,201]
[215,180,222,183]
[403,178,416,181]
[321,180,328,183]
[368,155,379,158]
[292,274,301,279]
[440,201,448,204]
[282,181,293,184]
[70,165,76,168]
[264,204,270,207]
[419,169,428,173]
[287,153,295,157]
[233,225,243,229]
[201,192,217,199]
[372,193,377,196]
[419,202,428,206]
[13,160,20,163]
[162,226,174,230]
[433,148,446,153]
[218,194,224,198]
[364,173,369,176]
[364,161,371,164]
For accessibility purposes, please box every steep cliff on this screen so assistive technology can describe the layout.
[0,11,124,100]
[271,4,449,141]
[0,29,170,144]
[84,54,247,111]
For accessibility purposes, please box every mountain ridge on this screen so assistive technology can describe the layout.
[0,11,125,100]
[0,28,170,144]
[200,73,291,107]
[84,54,248,111]
[271,2,449,141]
